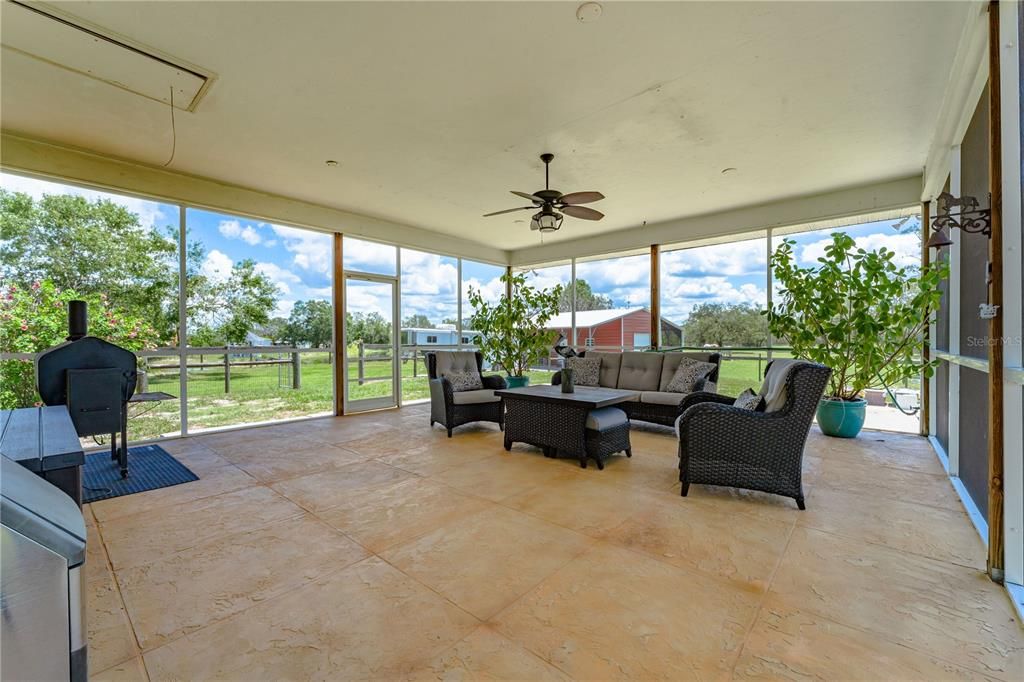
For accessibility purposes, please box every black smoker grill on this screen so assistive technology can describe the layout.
[36,301,138,478]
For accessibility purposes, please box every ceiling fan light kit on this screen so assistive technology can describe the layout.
[484,153,605,234]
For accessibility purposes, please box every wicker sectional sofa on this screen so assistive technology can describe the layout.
[551,350,722,427]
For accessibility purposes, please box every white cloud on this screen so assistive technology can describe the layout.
[1,171,172,232]
[270,224,333,276]
[306,286,334,298]
[798,232,919,269]
[346,283,390,317]
[218,219,262,245]
[462,275,504,306]
[661,239,766,277]
[660,275,767,322]
[273,299,296,318]
[199,249,233,284]
[254,262,300,296]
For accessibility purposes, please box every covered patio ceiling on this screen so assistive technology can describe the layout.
[0,1,972,256]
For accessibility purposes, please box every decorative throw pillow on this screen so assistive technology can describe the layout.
[444,370,483,392]
[699,379,718,394]
[566,357,601,387]
[666,358,717,393]
[734,388,764,411]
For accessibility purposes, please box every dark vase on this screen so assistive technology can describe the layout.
[560,368,575,393]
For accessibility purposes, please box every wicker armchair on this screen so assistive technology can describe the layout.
[427,351,507,437]
[675,361,831,509]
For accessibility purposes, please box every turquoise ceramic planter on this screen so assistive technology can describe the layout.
[816,398,867,438]
[505,376,530,389]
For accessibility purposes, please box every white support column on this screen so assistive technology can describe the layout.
[570,258,577,347]
[948,145,962,477]
[178,204,188,436]
[999,0,1024,588]
[766,228,774,362]
[456,258,463,349]
[395,247,403,408]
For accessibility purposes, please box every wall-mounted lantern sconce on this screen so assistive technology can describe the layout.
[926,191,992,249]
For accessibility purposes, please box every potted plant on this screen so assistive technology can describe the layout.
[766,232,946,438]
[467,271,562,388]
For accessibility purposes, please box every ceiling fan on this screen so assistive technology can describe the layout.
[483,153,605,232]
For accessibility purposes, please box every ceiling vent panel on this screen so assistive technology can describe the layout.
[1,1,212,111]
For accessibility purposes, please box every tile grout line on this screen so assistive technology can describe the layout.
[136,553,373,661]
[90,507,147,673]
[726,519,798,679]
[90,462,258,524]
[107,493,369,656]
[796,518,988,573]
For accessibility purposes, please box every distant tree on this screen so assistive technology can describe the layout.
[285,300,333,348]
[345,311,391,345]
[558,278,612,312]
[680,303,768,348]
[257,317,289,345]
[187,259,278,346]
[403,313,434,329]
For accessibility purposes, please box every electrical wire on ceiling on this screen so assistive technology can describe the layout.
[162,85,177,167]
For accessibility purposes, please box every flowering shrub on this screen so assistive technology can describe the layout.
[0,280,159,408]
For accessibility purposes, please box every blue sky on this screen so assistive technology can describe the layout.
[3,172,919,329]
[187,208,333,319]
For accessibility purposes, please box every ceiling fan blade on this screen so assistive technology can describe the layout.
[511,190,543,202]
[483,206,534,217]
[559,191,605,205]
[562,205,604,221]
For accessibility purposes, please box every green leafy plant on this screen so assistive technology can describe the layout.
[766,233,946,401]
[468,271,562,377]
[0,280,160,408]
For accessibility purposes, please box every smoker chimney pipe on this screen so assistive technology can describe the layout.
[67,300,88,341]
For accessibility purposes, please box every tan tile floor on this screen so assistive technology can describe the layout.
[84,405,1023,680]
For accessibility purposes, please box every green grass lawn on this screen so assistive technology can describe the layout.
[127,349,915,441]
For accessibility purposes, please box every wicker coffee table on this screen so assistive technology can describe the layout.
[495,385,636,469]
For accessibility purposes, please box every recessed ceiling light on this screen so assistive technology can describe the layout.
[721,167,737,175]
[325,160,338,167]
[576,2,602,23]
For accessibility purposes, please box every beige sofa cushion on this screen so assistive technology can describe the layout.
[617,352,664,391]
[640,391,686,406]
[659,352,718,391]
[585,351,622,388]
[433,351,479,377]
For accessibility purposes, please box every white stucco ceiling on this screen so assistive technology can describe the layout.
[1,1,970,251]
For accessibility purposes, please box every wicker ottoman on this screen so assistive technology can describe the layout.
[582,407,632,470]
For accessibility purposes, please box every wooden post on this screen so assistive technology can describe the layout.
[986,0,1005,583]
[921,200,931,437]
[292,352,301,390]
[412,342,418,378]
[333,233,345,416]
[357,341,365,386]
[650,244,660,349]
[223,352,230,393]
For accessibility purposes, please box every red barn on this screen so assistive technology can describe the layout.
[545,307,682,354]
